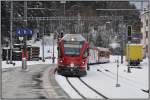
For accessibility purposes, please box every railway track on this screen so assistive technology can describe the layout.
[66,77,86,99]
[65,77,108,99]
[78,77,108,99]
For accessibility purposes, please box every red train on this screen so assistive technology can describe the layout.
[57,34,89,76]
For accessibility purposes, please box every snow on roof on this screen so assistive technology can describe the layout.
[128,44,143,46]
[14,44,22,45]
[61,34,86,41]
[13,51,22,53]
[3,47,10,49]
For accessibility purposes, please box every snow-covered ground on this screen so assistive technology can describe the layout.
[55,55,149,99]
[2,37,149,99]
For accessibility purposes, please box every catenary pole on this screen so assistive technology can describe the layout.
[10,1,13,64]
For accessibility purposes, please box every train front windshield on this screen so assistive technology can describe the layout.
[64,41,83,56]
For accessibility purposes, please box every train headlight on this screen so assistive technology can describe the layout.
[82,61,85,64]
[71,38,75,41]
[70,63,74,67]
[60,60,63,63]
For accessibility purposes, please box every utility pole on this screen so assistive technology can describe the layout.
[10,1,13,64]
[22,1,28,70]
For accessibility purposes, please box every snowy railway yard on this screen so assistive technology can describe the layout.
[2,55,149,99]
[2,0,150,99]
[55,56,149,99]
[2,39,149,99]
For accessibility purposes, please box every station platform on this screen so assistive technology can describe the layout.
[2,64,69,99]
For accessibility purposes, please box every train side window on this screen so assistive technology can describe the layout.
[58,47,62,58]
[86,48,89,56]
[57,47,60,56]
[83,49,88,58]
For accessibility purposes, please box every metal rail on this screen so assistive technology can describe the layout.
[66,77,108,99]
[66,77,86,99]
[78,77,108,99]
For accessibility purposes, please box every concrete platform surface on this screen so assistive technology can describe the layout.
[2,64,68,99]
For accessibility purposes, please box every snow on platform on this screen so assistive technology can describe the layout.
[2,39,58,69]
[2,59,57,69]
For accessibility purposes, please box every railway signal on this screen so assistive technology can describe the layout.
[127,25,132,41]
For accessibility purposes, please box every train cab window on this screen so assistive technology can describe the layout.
[64,41,83,56]
[83,49,88,58]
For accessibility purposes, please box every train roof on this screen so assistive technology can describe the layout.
[97,47,110,52]
[128,44,143,46]
[61,34,86,41]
